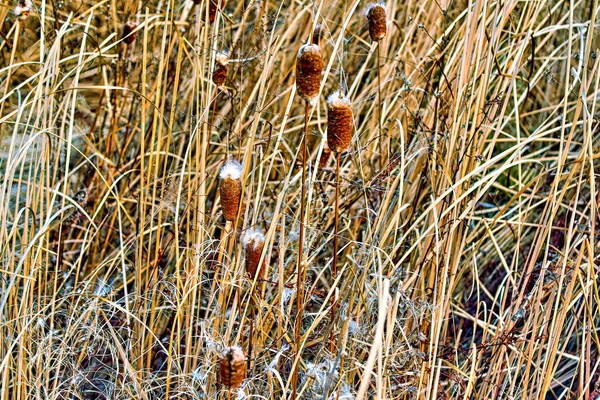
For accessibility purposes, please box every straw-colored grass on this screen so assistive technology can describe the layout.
[1,0,600,399]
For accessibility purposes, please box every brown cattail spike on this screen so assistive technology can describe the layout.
[213,53,229,86]
[208,0,226,23]
[219,159,243,222]
[15,0,33,21]
[123,21,138,44]
[366,2,387,41]
[218,346,246,389]
[244,229,266,280]
[296,43,323,106]
[327,91,353,153]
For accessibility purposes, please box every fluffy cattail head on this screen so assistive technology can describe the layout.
[218,346,246,389]
[296,44,323,106]
[15,0,33,21]
[244,229,266,280]
[366,3,387,41]
[326,91,353,153]
[219,159,243,222]
[122,21,138,44]
[213,53,229,86]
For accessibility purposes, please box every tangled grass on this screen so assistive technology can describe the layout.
[1,0,600,398]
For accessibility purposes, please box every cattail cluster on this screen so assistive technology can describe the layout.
[366,2,387,41]
[244,229,266,280]
[212,53,229,86]
[219,159,243,222]
[218,346,246,389]
[15,0,33,21]
[122,21,139,45]
[326,91,353,153]
[296,43,323,106]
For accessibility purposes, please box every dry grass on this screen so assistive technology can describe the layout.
[1,0,600,399]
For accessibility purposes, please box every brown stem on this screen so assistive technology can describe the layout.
[291,101,309,400]
[330,152,341,353]
[376,42,384,171]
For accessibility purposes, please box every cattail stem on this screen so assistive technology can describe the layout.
[377,42,384,171]
[291,101,309,400]
[330,151,341,353]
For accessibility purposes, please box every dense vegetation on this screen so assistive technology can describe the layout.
[1,0,600,398]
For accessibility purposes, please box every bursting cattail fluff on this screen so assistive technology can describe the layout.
[213,53,229,86]
[244,229,266,280]
[366,2,387,41]
[218,346,246,389]
[296,43,323,106]
[15,0,33,21]
[122,21,139,44]
[326,91,353,153]
[219,159,243,222]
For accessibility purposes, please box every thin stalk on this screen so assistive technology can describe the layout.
[376,41,384,171]
[330,151,341,353]
[292,101,309,400]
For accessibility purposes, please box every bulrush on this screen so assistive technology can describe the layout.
[219,159,243,222]
[218,346,246,389]
[366,2,387,41]
[15,0,33,21]
[212,53,229,86]
[122,21,139,45]
[327,91,353,154]
[209,0,225,24]
[244,228,266,280]
[296,43,323,106]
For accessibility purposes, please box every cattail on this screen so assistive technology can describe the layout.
[244,229,266,280]
[212,53,229,86]
[296,43,323,106]
[122,21,138,44]
[366,2,387,41]
[219,159,243,222]
[326,91,353,153]
[209,0,225,23]
[319,142,331,169]
[15,0,33,21]
[218,346,246,389]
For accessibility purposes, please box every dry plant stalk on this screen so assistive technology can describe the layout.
[213,53,229,86]
[209,0,225,24]
[244,228,266,280]
[122,21,138,44]
[219,159,243,222]
[327,91,353,154]
[218,346,246,389]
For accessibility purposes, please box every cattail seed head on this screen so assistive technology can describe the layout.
[366,3,387,41]
[219,159,243,222]
[296,44,323,106]
[218,346,246,389]
[15,0,33,21]
[213,53,229,86]
[208,0,225,23]
[326,91,353,153]
[122,21,138,44]
[243,229,266,280]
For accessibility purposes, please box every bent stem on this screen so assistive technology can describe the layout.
[291,101,309,400]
